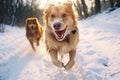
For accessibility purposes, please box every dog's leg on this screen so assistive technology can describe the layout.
[37,38,40,46]
[29,40,35,51]
[64,50,76,70]
[49,49,64,68]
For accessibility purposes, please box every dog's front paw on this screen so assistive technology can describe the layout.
[64,60,75,70]
[53,60,64,68]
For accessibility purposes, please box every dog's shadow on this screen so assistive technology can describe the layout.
[54,69,78,80]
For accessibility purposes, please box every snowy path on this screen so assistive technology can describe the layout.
[0,26,83,80]
[0,9,120,80]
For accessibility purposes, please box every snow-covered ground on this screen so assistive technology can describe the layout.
[0,8,120,80]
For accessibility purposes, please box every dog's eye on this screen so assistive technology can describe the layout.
[33,22,36,24]
[62,13,67,18]
[32,21,36,24]
[51,14,55,18]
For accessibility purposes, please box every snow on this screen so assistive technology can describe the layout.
[0,8,120,80]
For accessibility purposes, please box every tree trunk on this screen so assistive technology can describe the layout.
[74,0,83,19]
[101,0,107,12]
[81,0,88,18]
[116,0,120,7]
[110,0,114,8]
[95,0,101,14]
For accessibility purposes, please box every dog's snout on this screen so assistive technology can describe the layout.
[53,23,61,30]
[31,26,33,29]
[31,25,34,29]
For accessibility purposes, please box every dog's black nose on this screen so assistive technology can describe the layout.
[53,23,61,30]
[31,26,34,29]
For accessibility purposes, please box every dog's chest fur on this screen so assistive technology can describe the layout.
[27,30,41,41]
[46,28,79,53]
[46,38,72,53]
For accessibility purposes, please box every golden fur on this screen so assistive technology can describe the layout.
[25,17,43,51]
[44,2,79,70]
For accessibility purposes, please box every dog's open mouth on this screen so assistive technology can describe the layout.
[55,27,67,40]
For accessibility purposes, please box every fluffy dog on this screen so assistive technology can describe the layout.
[44,2,79,70]
[25,18,43,51]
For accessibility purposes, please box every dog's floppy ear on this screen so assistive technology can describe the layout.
[64,2,77,26]
[63,2,72,7]
[44,4,54,14]
[25,18,29,29]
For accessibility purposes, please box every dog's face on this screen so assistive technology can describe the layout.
[26,18,39,36]
[26,18,38,31]
[44,3,76,41]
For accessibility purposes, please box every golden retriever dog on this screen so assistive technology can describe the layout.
[25,18,43,51]
[44,2,79,70]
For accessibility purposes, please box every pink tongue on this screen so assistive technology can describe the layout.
[56,31,63,39]
[57,34,63,38]
[55,27,67,39]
